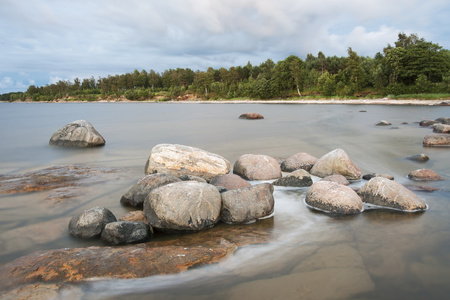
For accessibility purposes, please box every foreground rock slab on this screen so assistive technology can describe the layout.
[49,120,105,147]
[145,144,231,181]
[310,148,362,180]
[233,154,282,181]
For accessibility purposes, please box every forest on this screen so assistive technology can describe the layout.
[2,33,450,102]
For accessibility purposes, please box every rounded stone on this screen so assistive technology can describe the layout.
[101,221,152,245]
[233,154,282,181]
[280,152,318,172]
[408,169,444,181]
[49,120,105,147]
[273,169,313,187]
[210,174,251,190]
[405,154,429,162]
[423,134,450,147]
[320,174,350,185]
[310,148,361,181]
[68,207,117,238]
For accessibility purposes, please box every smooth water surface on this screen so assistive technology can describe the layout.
[0,102,449,299]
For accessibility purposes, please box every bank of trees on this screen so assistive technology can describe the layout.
[4,33,450,102]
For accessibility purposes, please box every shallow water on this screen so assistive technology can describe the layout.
[0,102,449,299]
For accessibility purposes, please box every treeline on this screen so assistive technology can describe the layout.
[3,33,450,102]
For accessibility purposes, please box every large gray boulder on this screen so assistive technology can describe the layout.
[280,152,317,172]
[143,181,221,232]
[101,221,152,245]
[310,148,361,180]
[273,169,313,187]
[305,181,363,214]
[358,177,427,212]
[220,183,274,224]
[210,174,251,190]
[144,144,231,182]
[68,207,116,238]
[49,120,105,147]
[423,134,450,146]
[233,154,282,181]
[120,174,181,207]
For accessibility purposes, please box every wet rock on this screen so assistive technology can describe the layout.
[305,181,363,214]
[220,183,274,224]
[49,120,105,147]
[179,174,207,183]
[233,154,282,181]
[423,134,450,146]
[408,169,444,181]
[118,210,147,223]
[68,207,117,239]
[273,169,313,187]
[144,144,231,182]
[320,174,350,185]
[376,120,391,126]
[0,284,83,300]
[362,173,394,180]
[210,174,251,190]
[406,185,441,192]
[280,152,318,172]
[101,221,152,245]
[419,120,437,127]
[436,117,450,124]
[239,113,264,119]
[310,148,361,181]
[433,123,450,133]
[358,177,427,212]
[120,174,181,207]
[143,181,221,232]
[406,153,429,162]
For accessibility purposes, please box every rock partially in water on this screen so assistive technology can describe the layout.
[49,120,105,147]
[209,174,251,190]
[280,152,318,172]
[358,177,427,212]
[433,123,450,133]
[435,117,450,124]
[423,134,450,147]
[220,183,274,224]
[273,169,313,187]
[144,144,231,182]
[408,169,444,181]
[405,185,441,192]
[101,221,152,245]
[305,181,363,215]
[120,173,181,207]
[233,154,282,181]
[310,148,361,181]
[320,174,350,185]
[376,120,391,126]
[68,207,117,239]
[143,181,221,232]
[0,284,83,300]
[419,120,437,127]
[179,174,207,183]
[239,113,264,119]
[405,153,430,162]
[362,173,394,180]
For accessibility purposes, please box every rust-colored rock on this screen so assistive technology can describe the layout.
[408,169,444,181]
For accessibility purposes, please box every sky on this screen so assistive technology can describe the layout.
[1,0,450,94]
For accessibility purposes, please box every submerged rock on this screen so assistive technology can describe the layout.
[209,174,251,190]
[310,148,361,181]
[419,120,437,127]
[405,154,429,162]
[273,169,313,187]
[233,154,282,181]
[49,120,105,147]
[423,134,450,147]
[239,113,264,119]
[408,169,444,181]
[280,152,317,172]
[101,221,152,245]
[144,144,231,182]
[358,177,427,211]
[68,207,117,239]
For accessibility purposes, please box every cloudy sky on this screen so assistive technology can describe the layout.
[1,0,449,94]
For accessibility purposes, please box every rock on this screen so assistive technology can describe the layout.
[118,210,147,223]
[144,144,231,182]
[120,174,181,207]
[209,174,251,190]
[433,123,450,133]
[68,207,117,239]
[423,134,450,146]
[376,120,391,126]
[233,154,282,181]
[419,120,437,127]
[101,221,152,245]
[0,284,83,300]
[310,148,361,181]
[305,181,363,214]
[408,169,444,181]
[239,113,264,119]
[220,183,274,224]
[406,185,441,192]
[280,152,318,172]
[49,120,105,147]
[273,169,312,187]
[179,174,207,183]
[362,173,394,180]
[406,154,429,162]
[143,181,221,232]
[435,117,450,124]
[436,101,450,106]
[320,174,350,185]
[358,177,427,211]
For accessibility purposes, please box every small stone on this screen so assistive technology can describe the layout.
[408,169,444,181]
[239,113,264,119]
[68,207,117,239]
[406,154,429,162]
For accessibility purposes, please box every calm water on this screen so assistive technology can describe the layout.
[0,102,449,299]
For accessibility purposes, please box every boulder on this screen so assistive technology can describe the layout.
[101,221,152,245]
[280,152,318,172]
[362,173,394,180]
[376,120,391,126]
[435,117,450,124]
[144,144,231,182]
[179,174,207,183]
[239,113,264,120]
[320,174,350,185]
[120,174,181,207]
[68,207,117,239]
[419,120,437,127]
[210,174,251,190]
[220,183,274,224]
[49,120,105,147]
[273,169,312,187]
[423,134,450,146]
[405,154,429,162]
[358,177,427,211]
[433,123,450,133]
[233,154,282,181]
[305,181,363,214]
[408,169,444,181]
[143,181,221,232]
[310,149,361,181]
